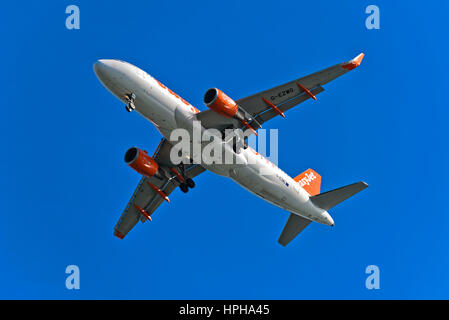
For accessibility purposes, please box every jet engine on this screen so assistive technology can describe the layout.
[203,88,257,134]
[203,88,239,118]
[124,147,159,177]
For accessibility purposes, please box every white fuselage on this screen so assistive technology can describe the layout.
[94,59,334,226]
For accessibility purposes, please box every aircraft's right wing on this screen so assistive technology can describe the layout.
[114,139,206,239]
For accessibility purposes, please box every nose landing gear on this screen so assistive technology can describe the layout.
[125,93,136,112]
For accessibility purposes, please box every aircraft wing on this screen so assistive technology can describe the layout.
[114,139,206,239]
[197,53,364,132]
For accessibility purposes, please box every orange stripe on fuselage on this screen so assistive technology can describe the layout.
[154,78,199,113]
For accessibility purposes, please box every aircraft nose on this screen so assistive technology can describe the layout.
[93,59,112,79]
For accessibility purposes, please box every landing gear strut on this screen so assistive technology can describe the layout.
[176,163,195,193]
[125,93,136,112]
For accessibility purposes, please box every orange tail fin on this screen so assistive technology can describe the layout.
[293,169,321,196]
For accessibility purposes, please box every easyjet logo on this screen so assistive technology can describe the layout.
[298,172,316,187]
[155,78,199,113]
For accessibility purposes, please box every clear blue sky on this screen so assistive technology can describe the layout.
[1,0,449,299]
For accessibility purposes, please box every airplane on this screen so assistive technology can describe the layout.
[94,53,368,246]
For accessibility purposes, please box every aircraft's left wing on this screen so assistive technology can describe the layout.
[114,139,206,239]
[197,53,364,132]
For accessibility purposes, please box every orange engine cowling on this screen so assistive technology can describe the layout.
[124,147,159,177]
[204,88,238,118]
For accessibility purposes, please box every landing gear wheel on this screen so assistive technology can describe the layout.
[186,178,195,189]
[180,183,189,193]
[125,93,136,112]
[125,103,135,112]
[125,93,136,101]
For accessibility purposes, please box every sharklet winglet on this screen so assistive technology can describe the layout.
[342,53,365,70]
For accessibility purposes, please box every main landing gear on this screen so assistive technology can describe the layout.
[174,163,195,193]
[125,93,136,112]
[180,178,195,193]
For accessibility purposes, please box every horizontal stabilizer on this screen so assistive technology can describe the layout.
[278,214,312,246]
[310,182,368,211]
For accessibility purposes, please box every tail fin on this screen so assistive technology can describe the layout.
[277,181,368,246]
[293,169,321,196]
[310,182,368,211]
